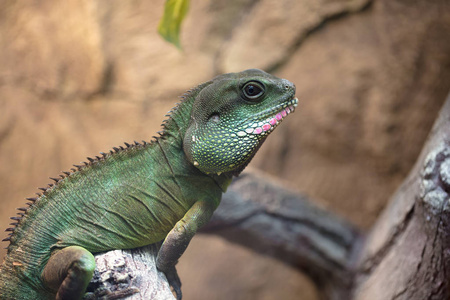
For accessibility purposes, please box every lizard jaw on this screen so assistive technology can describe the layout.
[237,97,298,137]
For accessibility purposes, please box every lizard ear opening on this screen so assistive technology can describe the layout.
[209,113,220,123]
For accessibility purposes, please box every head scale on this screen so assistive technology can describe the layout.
[183,69,297,176]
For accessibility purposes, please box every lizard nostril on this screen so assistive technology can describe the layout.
[282,79,295,92]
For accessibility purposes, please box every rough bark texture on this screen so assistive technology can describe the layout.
[1,0,450,299]
[352,95,450,300]
[202,171,359,300]
[84,245,174,300]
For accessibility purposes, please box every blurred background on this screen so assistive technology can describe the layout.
[1,0,449,299]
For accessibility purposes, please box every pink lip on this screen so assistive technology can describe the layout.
[262,124,271,131]
[253,127,263,134]
[243,99,297,136]
[269,118,277,125]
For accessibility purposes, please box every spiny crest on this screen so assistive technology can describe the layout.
[159,96,187,132]
[3,82,211,248]
[159,81,212,138]
[2,140,149,248]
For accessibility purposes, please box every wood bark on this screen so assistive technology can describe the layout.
[87,95,450,299]
[84,244,175,300]
[201,171,360,300]
[352,96,450,300]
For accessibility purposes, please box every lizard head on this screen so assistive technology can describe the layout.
[183,69,297,176]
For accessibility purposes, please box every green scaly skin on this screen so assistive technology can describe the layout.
[0,69,297,300]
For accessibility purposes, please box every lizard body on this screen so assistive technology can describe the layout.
[0,69,297,299]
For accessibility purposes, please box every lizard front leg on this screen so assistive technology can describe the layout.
[157,200,217,300]
[41,246,95,300]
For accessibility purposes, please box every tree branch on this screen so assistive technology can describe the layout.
[352,95,450,300]
[201,170,361,300]
[84,244,175,300]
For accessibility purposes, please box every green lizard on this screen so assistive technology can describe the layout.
[0,69,297,300]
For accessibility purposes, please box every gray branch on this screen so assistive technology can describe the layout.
[201,171,361,299]
[352,95,450,300]
[84,244,175,300]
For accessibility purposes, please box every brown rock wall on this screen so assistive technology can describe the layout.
[1,0,450,299]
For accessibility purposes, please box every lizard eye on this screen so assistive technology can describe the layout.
[243,81,265,101]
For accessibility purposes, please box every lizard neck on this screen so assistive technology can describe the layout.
[209,173,233,192]
[158,80,234,192]
[155,133,233,193]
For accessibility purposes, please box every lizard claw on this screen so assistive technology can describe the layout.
[164,265,182,300]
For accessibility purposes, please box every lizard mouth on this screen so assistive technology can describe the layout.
[237,97,298,137]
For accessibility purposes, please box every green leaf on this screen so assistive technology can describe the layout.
[158,0,190,49]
